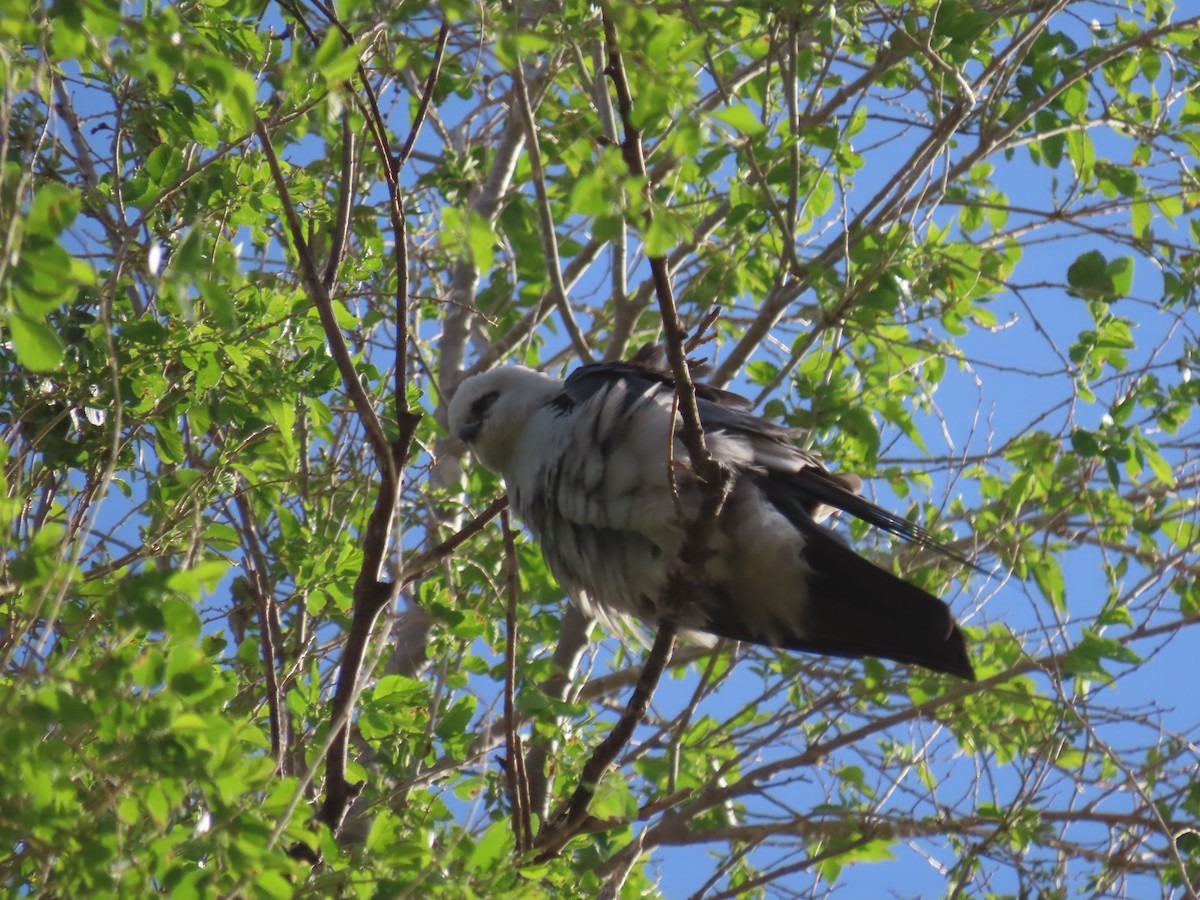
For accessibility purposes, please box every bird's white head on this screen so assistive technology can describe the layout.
[447,366,564,474]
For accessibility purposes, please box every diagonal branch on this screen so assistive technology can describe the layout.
[396,20,450,169]
[398,495,509,587]
[535,622,678,859]
[321,115,356,292]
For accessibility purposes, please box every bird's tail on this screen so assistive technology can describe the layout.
[787,516,976,680]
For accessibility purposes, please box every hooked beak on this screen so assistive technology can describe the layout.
[458,420,481,443]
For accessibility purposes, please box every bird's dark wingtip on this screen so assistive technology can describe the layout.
[938,629,976,681]
[946,658,977,681]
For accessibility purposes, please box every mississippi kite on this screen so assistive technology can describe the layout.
[448,357,975,679]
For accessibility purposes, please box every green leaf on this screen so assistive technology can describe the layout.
[8,312,65,371]
[155,415,185,465]
[1066,250,1112,297]
[466,819,513,873]
[1131,199,1152,238]
[221,68,258,132]
[161,596,202,642]
[366,808,403,854]
[198,278,237,329]
[712,103,765,136]
[254,870,294,900]
[435,695,477,760]
[265,398,297,459]
[1065,129,1095,181]
[312,31,362,83]
[117,795,141,826]
[26,184,81,237]
[167,646,214,697]
[1030,555,1066,611]
[371,674,428,705]
[1163,514,1198,552]
[1106,256,1134,297]
[166,559,231,595]
[1070,428,1099,456]
[1064,630,1142,678]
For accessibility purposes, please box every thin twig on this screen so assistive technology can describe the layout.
[321,115,356,291]
[399,495,509,587]
[397,20,451,168]
[233,493,286,772]
[391,21,449,405]
[511,50,593,363]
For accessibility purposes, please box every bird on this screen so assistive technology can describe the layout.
[447,353,975,680]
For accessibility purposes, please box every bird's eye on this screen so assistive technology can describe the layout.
[471,391,499,418]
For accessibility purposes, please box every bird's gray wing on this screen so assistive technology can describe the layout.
[564,356,753,411]
[565,359,979,570]
[531,360,975,677]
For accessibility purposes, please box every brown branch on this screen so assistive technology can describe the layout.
[535,621,679,859]
[396,20,450,169]
[233,493,286,773]
[253,117,392,469]
[511,51,593,363]
[312,303,418,836]
[260,13,447,841]
[388,22,448,406]
[303,1,439,431]
[398,495,508,587]
[51,73,118,235]
[317,581,395,835]
[522,602,592,818]
[598,3,721,489]
[321,115,356,291]
[255,116,405,839]
[533,9,735,856]
[501,509,533,853]
[599,3,734,595]
[256,33,435,836]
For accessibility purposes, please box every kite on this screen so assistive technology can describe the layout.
[448,356,975,679]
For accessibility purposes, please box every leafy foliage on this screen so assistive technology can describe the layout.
[3,0,1199,896]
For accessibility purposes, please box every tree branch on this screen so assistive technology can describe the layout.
[535,621,678,859]
[254,117,393,470]
[511,49,593,363]
[532,5,736,857]
[501,508,534,853]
